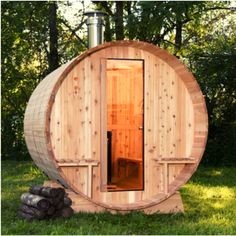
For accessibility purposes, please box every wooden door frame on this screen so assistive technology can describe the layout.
[100,58,107,191]
[100,58,145,192]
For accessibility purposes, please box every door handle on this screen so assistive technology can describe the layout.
[138,126,143,130]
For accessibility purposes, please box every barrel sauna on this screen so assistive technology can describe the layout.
[24,40,208,214]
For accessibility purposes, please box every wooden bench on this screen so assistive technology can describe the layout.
[152,157,196,194]
[57,159,100,198]
[117,157,142,178]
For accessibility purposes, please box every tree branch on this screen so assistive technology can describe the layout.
[92,1,114,16]
[204,6,235,11]
[59,18,86,47]
[164,39,177,47]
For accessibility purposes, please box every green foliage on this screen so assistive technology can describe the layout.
[1,1,236,165]
[189,19,236,125]
[1,160,236,234]
[1,1,86,160]
[1,2,49,159]
[128,2,205,44]
[186,11,236,165]
[203,123,236,166]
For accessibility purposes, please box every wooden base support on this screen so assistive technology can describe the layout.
[141,191,184,214]
[44,180,184,215]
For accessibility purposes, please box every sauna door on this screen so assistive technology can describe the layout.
[105,59,144,191]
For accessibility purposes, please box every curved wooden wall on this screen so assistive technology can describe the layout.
[24,40,208,211]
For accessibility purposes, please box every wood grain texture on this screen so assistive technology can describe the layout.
[44,180,184,214]
[24,40,208,212]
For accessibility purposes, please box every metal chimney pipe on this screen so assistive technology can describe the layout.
[84,10,106,48]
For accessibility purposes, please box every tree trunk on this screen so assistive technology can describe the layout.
[175,19,182,53]
[48,2,59,72]
[104,15,112,42]
[115,1,124,40]
[126,1,133,40]
[21,193,50,210]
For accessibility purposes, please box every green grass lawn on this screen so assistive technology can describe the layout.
[1,160,236,235]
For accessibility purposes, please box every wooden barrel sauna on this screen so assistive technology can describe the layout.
[24,40,208,213]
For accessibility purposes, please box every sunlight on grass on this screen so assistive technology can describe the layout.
[210,170,222,176]
[198,213,233,227]
[2,161,236,235]
[205,187,234,199]
[183,177,236,217]
[203,186,232,199]
[184,184,235,199]
[212,202,225,209]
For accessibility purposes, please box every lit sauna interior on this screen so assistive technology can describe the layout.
[106,59,144,191]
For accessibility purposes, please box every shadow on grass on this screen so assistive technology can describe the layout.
[1,160,236,234]
[188,166,236,188]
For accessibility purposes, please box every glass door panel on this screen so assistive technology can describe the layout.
[106,59,144,191]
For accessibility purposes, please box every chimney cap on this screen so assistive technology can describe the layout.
[84,10,107,17]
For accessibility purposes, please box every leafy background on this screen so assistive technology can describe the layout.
[1,1,236,166]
